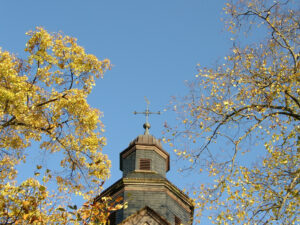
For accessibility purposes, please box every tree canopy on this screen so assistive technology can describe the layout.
[0,27,120,224]
[165,0,299,224]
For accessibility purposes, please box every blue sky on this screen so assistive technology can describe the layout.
[1,1,231,224]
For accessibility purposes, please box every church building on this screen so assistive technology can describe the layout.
[96,121,194,225]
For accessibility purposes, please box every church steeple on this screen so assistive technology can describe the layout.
[120,123,170,178]
[120,101,169,177]
[97,103,194,225]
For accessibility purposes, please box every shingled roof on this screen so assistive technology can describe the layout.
[128,133,163,148]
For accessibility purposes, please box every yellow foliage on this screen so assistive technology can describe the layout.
[0,27,113,224]
[165,0,299,224]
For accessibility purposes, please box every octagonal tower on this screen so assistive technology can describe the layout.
[97,124,194,225]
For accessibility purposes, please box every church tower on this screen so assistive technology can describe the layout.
[97,122,194,224]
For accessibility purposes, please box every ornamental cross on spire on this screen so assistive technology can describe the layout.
[133,97,160,135]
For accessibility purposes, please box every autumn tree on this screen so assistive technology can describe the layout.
[0,27,121,224]
[165,0,299,224]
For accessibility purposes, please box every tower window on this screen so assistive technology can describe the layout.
[175,216,182,225]
[139,158,151,170]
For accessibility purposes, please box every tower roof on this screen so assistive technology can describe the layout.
[120,133,170,172]
[129,133,163,149]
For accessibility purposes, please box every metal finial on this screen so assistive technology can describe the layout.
[133,97,160,134]
[143,122,151,135]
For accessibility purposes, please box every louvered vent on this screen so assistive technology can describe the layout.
[139,158,151,170]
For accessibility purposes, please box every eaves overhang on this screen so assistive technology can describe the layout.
[96,176,194,216]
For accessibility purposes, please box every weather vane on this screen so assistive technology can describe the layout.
[134,97,160,134]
